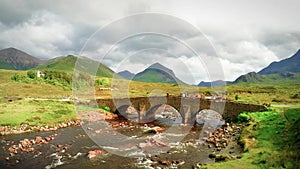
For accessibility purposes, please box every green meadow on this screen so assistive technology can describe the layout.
[204,107,300,169]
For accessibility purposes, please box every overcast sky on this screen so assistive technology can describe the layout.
[0,0,299,84]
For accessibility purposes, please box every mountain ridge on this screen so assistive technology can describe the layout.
[259,49,300,74]
[0,47,43,70]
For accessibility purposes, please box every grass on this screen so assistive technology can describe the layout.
[0,69,71,98]
[204,107,300,169]
[226,83,300,104]
[2,69,300,106]
[0,100,76,127]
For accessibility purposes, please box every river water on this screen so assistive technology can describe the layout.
[0,113,243,169]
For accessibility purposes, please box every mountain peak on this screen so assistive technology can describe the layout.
[133,62,183,84]
[1,47,29,55]
[234,72,263,83]
[149,62,167,69]
[148,62,174,75]
[6,47,19,51]
[0,47,42,70]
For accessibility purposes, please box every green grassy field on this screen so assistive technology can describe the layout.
[0,100,76,127]
[2,69,300,105]
[0,69,71,98]
[204,107,300,169]
[226,84,300,104]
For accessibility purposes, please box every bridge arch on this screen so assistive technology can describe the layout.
[115,105,139,122]
[195,109,224,127]
[142,104,183,124]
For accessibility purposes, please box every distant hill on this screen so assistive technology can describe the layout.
[0,47,43,70]
[117,70,135,79]
[35,55,115,77]
[133,62,182,84]
[259,49,300,74]
[234,72,264,83]
[198,80,229,87]
[233,71,300,84]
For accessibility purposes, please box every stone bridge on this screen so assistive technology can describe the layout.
[96,96,267,123]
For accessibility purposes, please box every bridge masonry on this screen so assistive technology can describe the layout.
[96,96,267,123]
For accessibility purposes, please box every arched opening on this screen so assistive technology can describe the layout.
[145,104,182,126]
[115,105,139,122]
[195,109,224,127]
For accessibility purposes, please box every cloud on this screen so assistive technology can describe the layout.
[0,10,74,58]
[0,0,299,83]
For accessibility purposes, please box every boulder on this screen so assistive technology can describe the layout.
[35,136,43,144]
[159,160,171,166]
[88,150,106,159]
[45,137,52,142]
[153,127,164,133]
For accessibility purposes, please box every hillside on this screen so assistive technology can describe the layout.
[234,72,264,83]
[133,62,182,84]
[233,71,300,84]
[0,48,43,70]
[117,70,135,79]
[259,49,300,74]
[35,55,115,77]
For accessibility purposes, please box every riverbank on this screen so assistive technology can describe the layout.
[203,107,300,169]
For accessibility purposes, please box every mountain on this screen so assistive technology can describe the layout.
[259,49,300,74]
[133,62,182,84]
[234,72,263,83]
[233,71,300,84]
[118,70,135,79]
[198,80,229,87]
[232,49,300,84]
[0,47,43,70]
[35,55,115,77]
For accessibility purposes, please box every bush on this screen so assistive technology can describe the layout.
[27,70,37,79]
[95,78,110,86]
[11,70,92,90]
[290,93,300,99]
[11,74,27,81]
[238,112,251,123]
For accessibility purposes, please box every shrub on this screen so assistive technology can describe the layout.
[290,93,300,99]
[27,70,37,79]
[238,112,251,123]
[11,74,27,81]
[95,78,110,86]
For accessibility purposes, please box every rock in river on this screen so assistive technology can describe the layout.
[88,150,107,159]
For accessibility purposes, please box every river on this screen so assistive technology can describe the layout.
[0,112,243,169]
